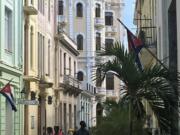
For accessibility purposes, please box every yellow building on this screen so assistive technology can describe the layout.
[23,0,39,135]
[134,0,157,68]
[134,0,159,134]
[23,0,55,135]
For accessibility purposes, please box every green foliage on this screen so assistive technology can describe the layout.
[91,100,148,135]
[95,42,178,134]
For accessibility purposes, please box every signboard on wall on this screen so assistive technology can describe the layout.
[16,99,39,105]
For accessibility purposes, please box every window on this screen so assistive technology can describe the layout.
[74,61,76,77]
[60,50,62,75]
[38,33,45,77]
[69,104,72,128]
[96,68,101,87]
[105,39,114,50]
[95,4,101,17]
[48,0,51,21]
[106,72,114,90]
[31,0,34,5]
[105,12,113,25]
[96,33,101,51]
[69,57,71,75]
[38,0,44,14]
[77,3,83,17]
[74,105,76,128]
[48,40,50,75]
[5,7,12,52]
[30,26,34,69]
[77,71,83,81]
[58,0,63,15]
[64,53,66,75]
[77,35,83,50]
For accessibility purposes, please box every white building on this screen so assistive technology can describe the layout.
[57,0,125,128]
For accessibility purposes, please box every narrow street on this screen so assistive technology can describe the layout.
[0,0,179,135]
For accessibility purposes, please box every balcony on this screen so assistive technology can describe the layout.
[23,75,40,82]
[59,75,82,96]
[106,90,117,100]
[105,26,118,35]
[94,18,105,28]
[58,15,68,26]
[39,75,53,88]
[95,87,106,98]
[23,4,38,15]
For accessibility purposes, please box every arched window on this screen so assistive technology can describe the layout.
[105,12,113,25]
[96,32,101,51]
[96,68,101,87]
[77,3,83,17]
[77,35,83,50]
[106,72,114,90]
[95,4,101,17]
[77,71,83,81]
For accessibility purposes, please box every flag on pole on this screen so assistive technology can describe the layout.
[127,29,144,70]
[0,83,17,112]
[117,19,144,70]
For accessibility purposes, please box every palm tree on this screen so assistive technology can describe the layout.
[91,100,147,135]
[95,42,178,135]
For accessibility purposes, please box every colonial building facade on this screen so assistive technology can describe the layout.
[0,0,24,135]
[57,0,124,127]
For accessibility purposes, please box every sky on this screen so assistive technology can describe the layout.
[121,0,136,47]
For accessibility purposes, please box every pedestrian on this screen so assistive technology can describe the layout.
[59,128,63,135]
[76,121,89,135]
[47,127,53,135]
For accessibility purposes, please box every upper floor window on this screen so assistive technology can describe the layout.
[30,26,34,69]
[69,57,71,75]
[5,7,12,52]
[77,71,83,81]
[74,61,76,77]
[95,4,101,17]
[105,12,113,26]
[31,0,34,5]
[96,33,101,51]
[48,0,51,21]
[38,0,45,14]
[58,0,63,15]
[106,72,114,90]
[105,39,114,50]
[64,53,66,75]
[77,35,83,50]
[48,40,51,75]
[96,68,101,87]
[77,3,83,17]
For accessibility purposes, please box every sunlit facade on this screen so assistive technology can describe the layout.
[57,0,125,127]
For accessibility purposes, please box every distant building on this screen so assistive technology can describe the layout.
[57,0,125,127]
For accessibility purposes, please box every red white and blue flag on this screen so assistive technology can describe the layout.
[117,19,144,70]
[127,29,144,70]
[0,83,17,112]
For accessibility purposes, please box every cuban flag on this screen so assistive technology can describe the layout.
[117,19,144,70]
[127,29,144,70]
[0,83,17,112]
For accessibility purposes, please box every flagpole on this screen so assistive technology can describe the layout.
[143,46,169,70]
[8,78,14,84]
[117,18,170,71]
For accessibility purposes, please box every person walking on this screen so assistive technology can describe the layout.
[76,121,89,135]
